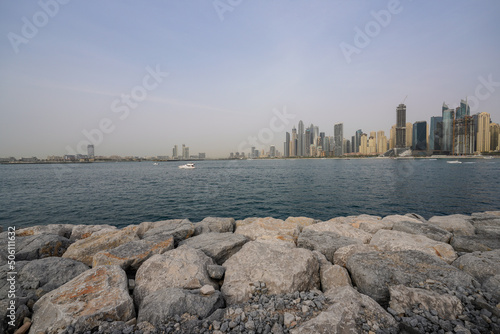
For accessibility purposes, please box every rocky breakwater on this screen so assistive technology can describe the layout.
[0,212,499,334]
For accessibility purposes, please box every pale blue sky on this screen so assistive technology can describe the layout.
[1,1,499,158]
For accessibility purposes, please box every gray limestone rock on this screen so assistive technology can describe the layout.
[482,275,500,301]
[290,286,396,334]
[63,226,139,266]
[140,219,195,245]
[179,232,248,265]
[405,213,428,223]
[134,245,218,307]
[369,229,457,263]
[92,237,174,270]
[389,285,463,320]
[70,224,117,241]
[137,288,225,325]
[392,220,453,243]
[29,265,135,334]
[7,234,72,261]
[346,250,477,305]
[17,224,73,238]
[297,229,361,263]
[207,264,226,280]
[428,214,475,236]
[18,257,89,295]
[452,249,500,284]
[194,217,235,235]
[221,241,320,304]
[451,235,500,252]
[332,244,379,267]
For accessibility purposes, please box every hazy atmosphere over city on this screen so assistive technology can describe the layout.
[1,1,499,158]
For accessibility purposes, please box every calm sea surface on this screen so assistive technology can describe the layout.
[1,159,499,229]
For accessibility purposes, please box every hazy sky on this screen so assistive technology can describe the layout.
[1,1,499,158]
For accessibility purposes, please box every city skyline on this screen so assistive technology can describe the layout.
[283,100,499,158]
[1,2,500,158]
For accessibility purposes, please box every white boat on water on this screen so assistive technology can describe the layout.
[178,163,195,169]
[447,160,462,164]
[483,156,494,159]
[153,162,159,166]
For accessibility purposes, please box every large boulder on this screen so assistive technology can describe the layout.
[389,285,463,320]
[92,236,174,270]
[9,234,72,261]
[392,221,453,243]
[451,234,500,252]
[471,211,500,227]
[284,217,318,231]
[358,214,423,235]
[234,217,301,244]
[134,246,217,307]
[137,288,224,325]
[29,266,135,334]
[382,214,423,225]
[428,214,475,236]
[290,286,397,334]
[297,229,360,263]
[483,275,500,301]
[139,219,195,245]
[327,215,381,229]
[221,241,320,304]
[70,224,117,241]
[313,251,352,292]
[346,250,477,305]
[333,244,378,267]
[358,220,394,234]
[17,224,73,238]
[178,232,248,265]
[18,257,89,295]
[194,217,235,235]
[63,226,139,266]
[303,221,372,244]
[369,230,457,264]
[452,250,500,284]
[405,213,428,223]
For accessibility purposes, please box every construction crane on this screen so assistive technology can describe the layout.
[401,95,408,104]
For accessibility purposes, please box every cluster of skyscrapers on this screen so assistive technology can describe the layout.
[283,100,499,157]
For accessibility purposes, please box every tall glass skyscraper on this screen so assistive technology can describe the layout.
[284,132,290,157]
[412,121,427,151]
[334,123,344,156]
[297,121,304,157]
[355,129,363,153]
[429,116,443,151]
[442,103,454,153]
[396,104,406,148]
[456,99,470,120]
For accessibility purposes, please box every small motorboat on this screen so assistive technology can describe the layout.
[447,160,462,164]
[483,156,494,159]
[178,163,195,169]
[153,162,159,166]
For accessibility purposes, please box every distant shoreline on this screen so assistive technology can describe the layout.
[0,155,498,165]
